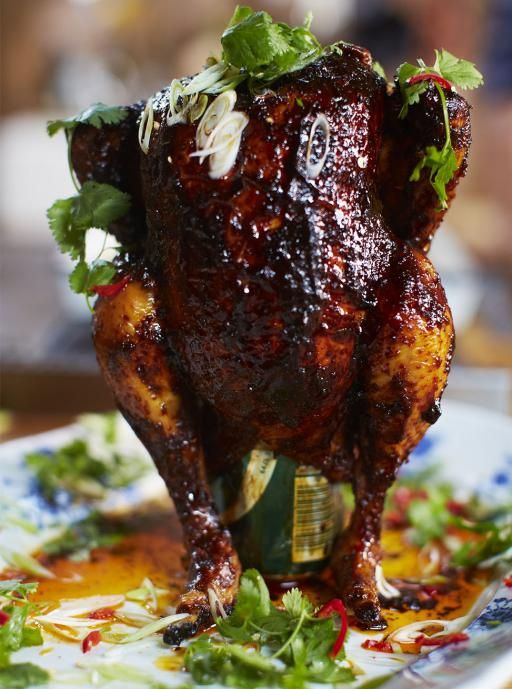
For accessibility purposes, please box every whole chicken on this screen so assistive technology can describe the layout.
[55,10,479,644]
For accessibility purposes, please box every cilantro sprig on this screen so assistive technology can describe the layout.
[384,468,512,569]
[397,49,483,208]
[0,581,43,670]
[221,6,323,86]
[47,181,130,297]
[25,417,149,502]
[185,570,354,689]
[41,511,126,561]
[47,103,128,138]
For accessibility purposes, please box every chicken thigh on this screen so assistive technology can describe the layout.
[70,44,470,641]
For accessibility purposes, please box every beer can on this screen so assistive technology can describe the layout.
[211,447,343,576]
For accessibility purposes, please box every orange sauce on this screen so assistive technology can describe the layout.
[1,507,491,664]
[32,511,185,608]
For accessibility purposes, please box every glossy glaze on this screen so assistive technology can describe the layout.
[71,46,471,639]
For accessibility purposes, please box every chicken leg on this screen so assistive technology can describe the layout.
[93,274,241,643]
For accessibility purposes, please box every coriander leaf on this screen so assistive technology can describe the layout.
[47,197,84,260]
[222,9,290,74]
[42,511,126,560]
[75,181,131,231]
[87,261,117,289]
[410,143,458,209]
[451,521,512,568]
[0,663,49,689]
[221,6,322,86]
[0,581,38,602]
[397,62,429,118]
[68,260,89,293]
[433,49,484,90]
[373,61,387,80]
[227,5,254,28]
[185,636,280,688]
[20,627,43,648]
[47,103,128,137]
[282,588,313,618]
[216,568,271,641]
[47,182,129,260]
[69,261,117,295]
[47,182,130,295]
[193,569,354,688]
[26,432,148,502]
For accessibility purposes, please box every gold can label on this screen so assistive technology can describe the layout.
[211,450,343,576]
[292,467,336,564]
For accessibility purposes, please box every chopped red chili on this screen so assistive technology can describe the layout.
[446,500,466,516]
[362,639,394,653]
[422,585,440,597]
[504,576,512,588]
[408,73,452,90]
[92,275,130,298]
[89,607,115,620]
[416,632,469,647]
[0,610,10,626]
[81,630,102,653]
[316,598,349,657]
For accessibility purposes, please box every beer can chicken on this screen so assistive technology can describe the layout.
[48,7,482,644]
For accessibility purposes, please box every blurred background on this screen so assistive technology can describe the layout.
[1,0,511,436]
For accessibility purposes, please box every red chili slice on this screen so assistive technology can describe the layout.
[0,610,10,626]
[504,576,512,588]
[408,73,452,90]
[362,639,394,653]
[416,632,469,647]
[89,607,115,620]
[92,275,130,298]
[446,500,466,516]
[316,598,349,657]
[81,630,102,653]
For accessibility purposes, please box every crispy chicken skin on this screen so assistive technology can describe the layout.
[72,45,470,640]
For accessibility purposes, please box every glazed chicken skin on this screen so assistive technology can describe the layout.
[71,45,470,641]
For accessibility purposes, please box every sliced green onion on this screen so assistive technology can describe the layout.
[0,546,55,579]
[183,62,228,96]
[138,99,154,154]
[102,612,189,644]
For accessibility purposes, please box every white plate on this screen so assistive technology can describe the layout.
[0,400,511,689]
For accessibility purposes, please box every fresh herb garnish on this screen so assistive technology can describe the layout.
[396,49,483,208]
[185,569,354,689]
[372,61,387,80]
[451,521,512,568]
[384,469,512,569]
[41,511,126,561]
[47,181,130,297]
[26,436,148,502]
[0,582,42,669]
[0,663,49,688]
[221,6,323,86]
[47,103,128,138]
[0,582,38,602]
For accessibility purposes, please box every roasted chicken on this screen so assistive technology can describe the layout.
[69,43,471,641]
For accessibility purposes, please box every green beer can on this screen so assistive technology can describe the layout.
[211,447,343,576]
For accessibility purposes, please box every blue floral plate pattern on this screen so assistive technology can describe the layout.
[0,400,511,689]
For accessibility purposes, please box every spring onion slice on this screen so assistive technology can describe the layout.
[195,90,237,151]
[375,565,400,600]
[183,62,228,96]
[34,594,124,628]
[0,545,55,579]
[191,111,248,178]
[138,99,154,154]
[305,112,330,179]
[102,612,189,644]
